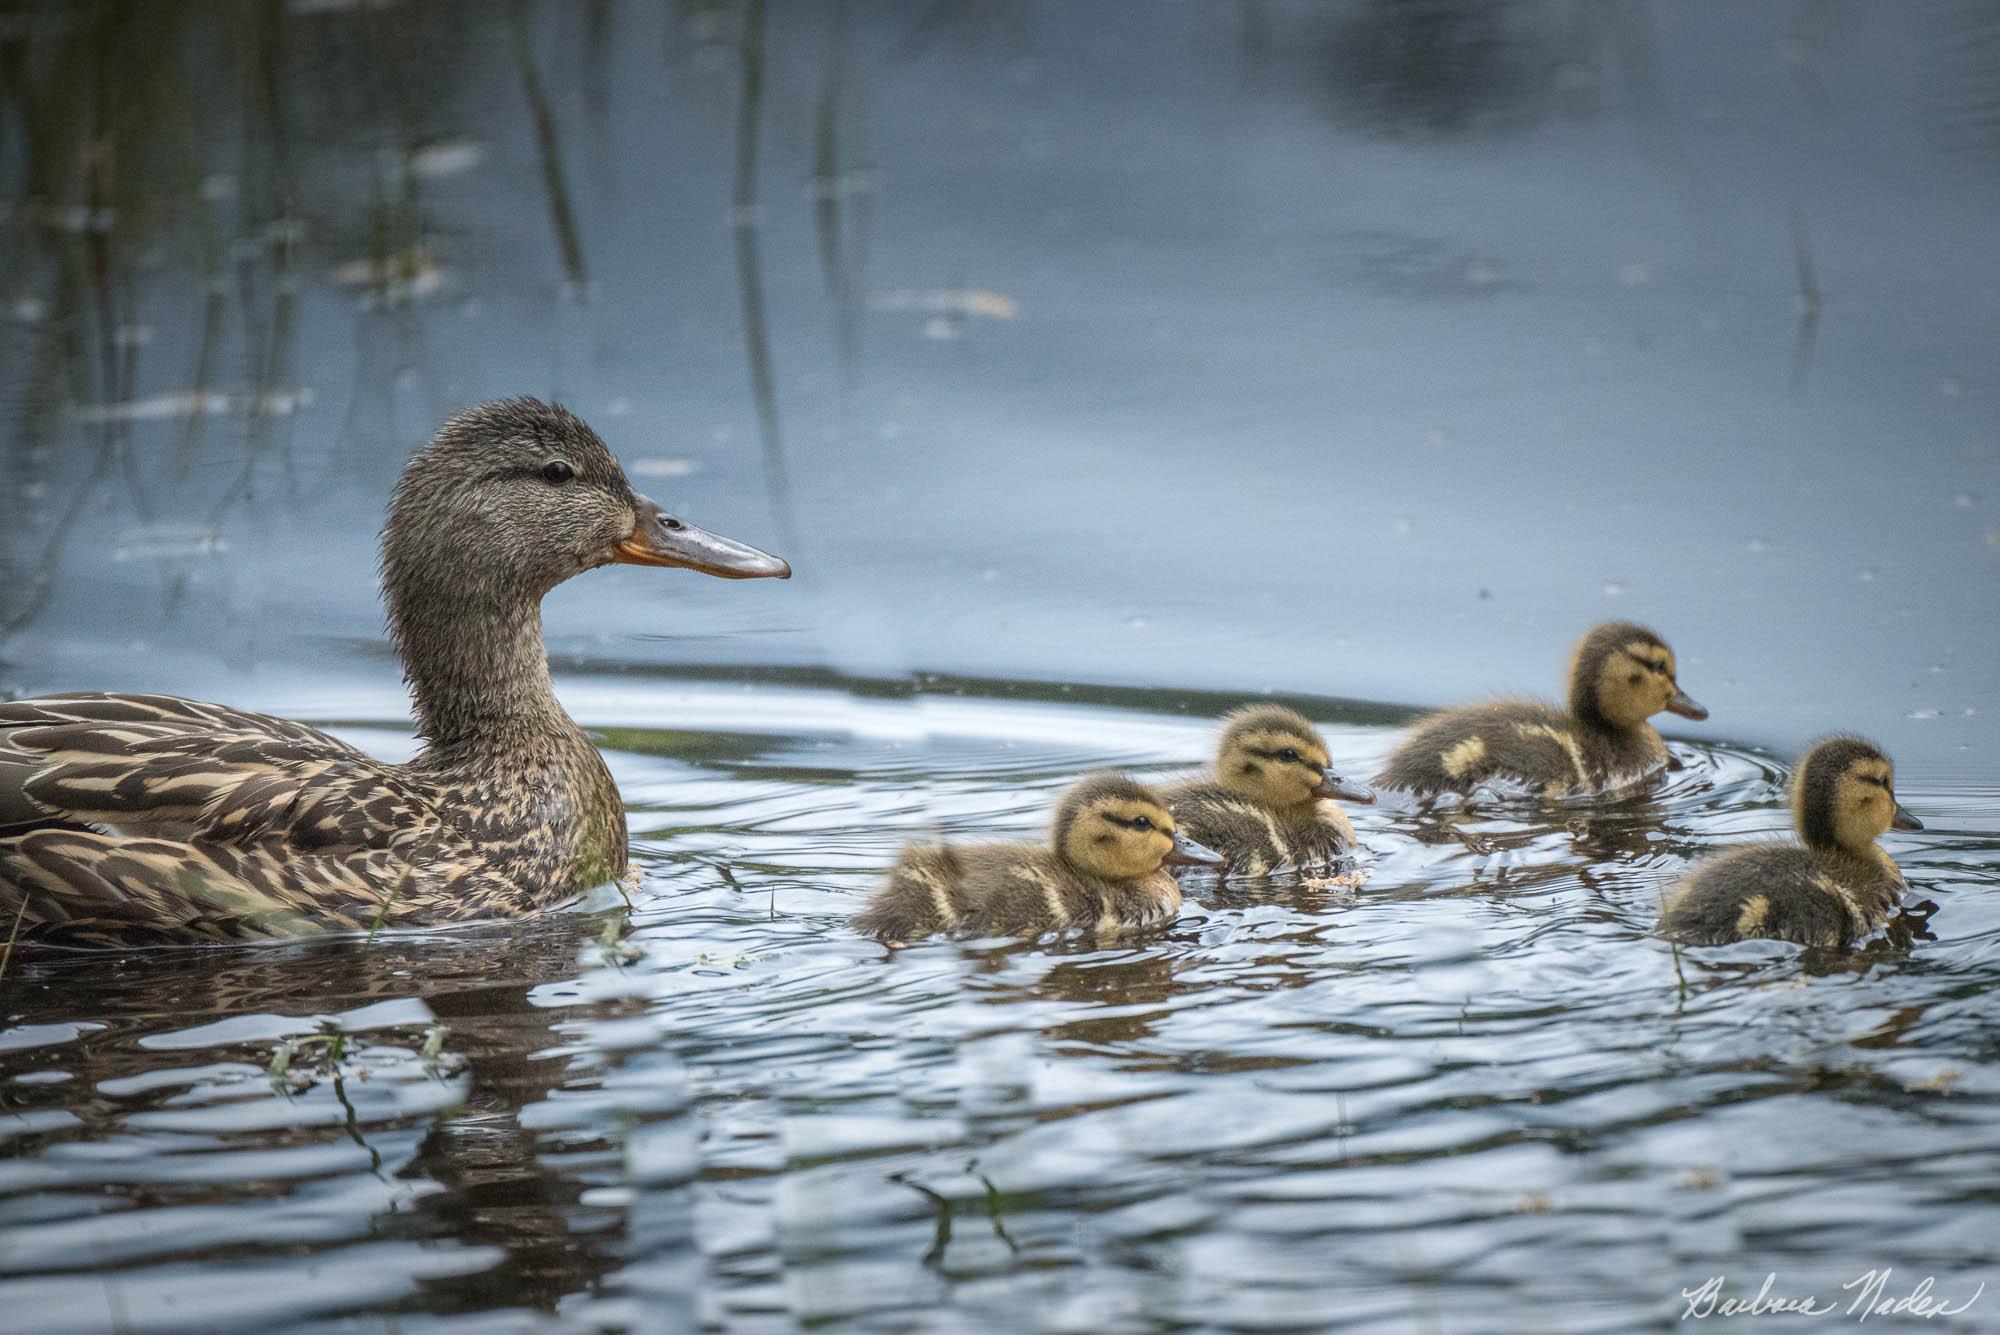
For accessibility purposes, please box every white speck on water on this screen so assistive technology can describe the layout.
[1746,537,1770,553]
[10,297,44,323]
[1426,426,1451,447]
[1392,517,1414,538]
[410,139,486,178]
[1905,708,1943,720]
[605,397,633,417]
[1602,580,1628,597]
[199,173,236,202]
[922,315,961,341]
[630,458,698,479]
[1858,567,1878,582]
[1954,492,1977,508]
[114,324,152,348]
[1928,664,1945,674]
[1126,614,1150,630]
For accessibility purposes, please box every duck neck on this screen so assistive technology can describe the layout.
[392,584,574,753]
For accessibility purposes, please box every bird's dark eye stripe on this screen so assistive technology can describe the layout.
[1246,746,1320,768]
[1100,813,1159,830]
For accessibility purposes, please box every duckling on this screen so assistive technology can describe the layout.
[854,774,1222,944]
[1374,621,1708,798]
[1162,705,1374,875]
[1659,736,1924,948]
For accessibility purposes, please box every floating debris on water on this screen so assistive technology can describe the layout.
[630,458,699,479]
[870,289,1019,320]
[69,389,315,423]
[409,139,485,178]
[112,524,229,562]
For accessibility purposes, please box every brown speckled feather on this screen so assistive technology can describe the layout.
[0,399,791,947]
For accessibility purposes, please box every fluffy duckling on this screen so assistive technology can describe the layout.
[854,775,1221,944]
[1659,737,1923,948]
[1163,705,1374,875]
[1374,621,1707,798]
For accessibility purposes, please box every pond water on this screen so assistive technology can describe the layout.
[3,2,1998,1331]
[3,677,1999,1331]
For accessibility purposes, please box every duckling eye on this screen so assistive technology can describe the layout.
[1278,748,1300,763]
[541,460,575,485]
[1131,815,1152,831]
[1628,672,1643,685]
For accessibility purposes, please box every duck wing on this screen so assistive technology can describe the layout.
[0,693,494,944]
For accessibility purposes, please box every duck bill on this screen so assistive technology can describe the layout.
[1313,769,1376,804]
[1163,831,1224,868]
[612,495,791,580]
[1893,804,1924,832]
[1665,688,1709,721]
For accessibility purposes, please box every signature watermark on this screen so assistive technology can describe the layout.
[1681,1270,1985,1322]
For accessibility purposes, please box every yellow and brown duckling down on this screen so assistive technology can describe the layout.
[1375,621,1707,798]
[1164,705,1373,875]
[0,398,790,946]
[1659,737,1923,948]
[854,775,1222,945]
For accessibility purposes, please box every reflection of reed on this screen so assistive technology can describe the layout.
[813,0,870,389]
[1788,209,1822,399]
[733,0,798,552]
[511,0,590,287]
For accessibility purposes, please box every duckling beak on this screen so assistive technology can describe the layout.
[1665,687,1709,721]
[1893,804,1924,832]
[612,495,791,579]
[1163,831,1225,868]
[1314,768,1376,804]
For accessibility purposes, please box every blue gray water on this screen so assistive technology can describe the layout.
[2,3,1997,1331]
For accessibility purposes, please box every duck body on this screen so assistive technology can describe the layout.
[1374,698,1666,799]
[1657,845,1902,949]
[1659,735,1922,949]
[853,842,1182,943]
[0,399,789,946]
[855,774,1219,945]
[1375,622,1706,798]
[1161,782,1355,876]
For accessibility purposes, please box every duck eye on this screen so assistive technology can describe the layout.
[1131,815,1152,831]
[1279,748,1299,763]
[542,460,575,484]
[1627,673,1642,685]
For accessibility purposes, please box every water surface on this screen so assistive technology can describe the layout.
[3,675,1997,1330]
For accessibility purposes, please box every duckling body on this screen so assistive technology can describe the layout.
[854,775,1219,944]
[1163,705,1372,876]
[1660,737,1922,948]
[0,399,790,946]
[1375,622,1706,798]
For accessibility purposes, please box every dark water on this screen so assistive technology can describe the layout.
[4,2,1999,1330]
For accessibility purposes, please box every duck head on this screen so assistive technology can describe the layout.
[1214,704,1374,809]
[382,397,789,604]
[1792,736,1923,854]
[1054,774,1221,880]
[1567,621,1706,730]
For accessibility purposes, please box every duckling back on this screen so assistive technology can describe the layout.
[1163,781,1354,876]
[1375,700,1654,797]
[854,842,1180,944]
[1658,845,1903,949]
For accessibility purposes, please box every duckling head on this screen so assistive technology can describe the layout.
[383,397,789,613]
[1214,705,1375,809]
[1054,775,1223,880]
[1792,736,1924,853]
[1567,621,1707,730]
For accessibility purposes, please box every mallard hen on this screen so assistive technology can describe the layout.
[0,398,789,946]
